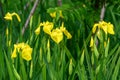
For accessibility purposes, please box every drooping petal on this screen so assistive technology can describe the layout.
[12,12,21,22]
[63,30,72,39]
[60,22,72,39]
[107,23,115,34]
[101,25,107,34]
[92,23,99,33]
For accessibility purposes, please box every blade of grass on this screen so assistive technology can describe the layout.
[112,57,120,80]
[42,64,46,80]
[4,50,15,80]
[19,56,27,80]
[84,41,95,80]
[107,46,120,80]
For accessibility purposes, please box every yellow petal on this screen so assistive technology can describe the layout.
[90,36,94,47]
[35,22,43,35]
[11,49,17,58]
[12,12,21,22]
[96,29,101,40]
[60,22,72,39]
[43,21,54,35]
[35,26,40,35]
[22,47,33,61]
[11,45,17,58]
[50,12,56,18]
[99,21,107,34]
[60,22,66,31]
[63,30,72,39]
[4,12,12,21]
[92,23,99,33]
[16,42,25,52]
[107,23,115,34]
[50,28,63,44]
[100,25,107,34]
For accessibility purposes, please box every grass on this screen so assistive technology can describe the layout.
[0,0,120,80]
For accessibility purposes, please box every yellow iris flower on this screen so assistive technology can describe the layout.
[16,42,25,52]
[35,21,72,44]
[50,28,63,44]
[4,12,21,22]
[21,46,33,61]
[50,12,56,18]
[43,21,54,35]
[11,43,32,61]
[50,10,64,18]
[92,21,115,35]
[35,21,54,35]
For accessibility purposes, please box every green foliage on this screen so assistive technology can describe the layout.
[0,0,120,80]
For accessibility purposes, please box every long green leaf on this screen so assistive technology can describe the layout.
[4,51,15,80]
[112,57,120,80]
